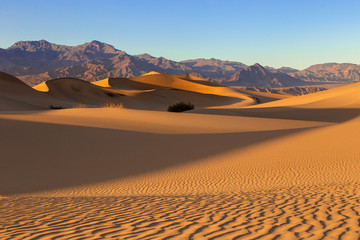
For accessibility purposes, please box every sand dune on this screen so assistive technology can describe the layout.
[92,77,159,90]
[249,81,360,108]
[129,73,251,100]
[0,72,66,110]
[1,72,360,239]
[34,78,124,106]
[141,71,161,76]
[91,74,253,110]
[195,82,360,123]
[0,109,355,197]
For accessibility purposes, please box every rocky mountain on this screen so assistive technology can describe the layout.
[222,63,306,88]
[290,63,360,82]
[1,40,360,87]
[240,86,327,96]
[277,67,299,74]
[180,58,247,79]
[0,41,250,86]
[0,40,195,86]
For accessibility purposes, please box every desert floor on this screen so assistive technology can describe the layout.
[1,72,360,239]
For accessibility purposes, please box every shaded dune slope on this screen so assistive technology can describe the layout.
[0,108,331,196]
[0,72,64,110]
[33,78,124,106]
[92,77,158,90]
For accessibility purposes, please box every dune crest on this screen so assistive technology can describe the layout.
[141,71,161,76]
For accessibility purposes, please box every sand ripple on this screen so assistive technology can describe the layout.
[2,184,360,239]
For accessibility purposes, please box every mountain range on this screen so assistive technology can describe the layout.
[0,40,359,87]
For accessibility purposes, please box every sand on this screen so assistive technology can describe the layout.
[1,72,360,239]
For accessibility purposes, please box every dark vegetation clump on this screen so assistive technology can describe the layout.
[167,102,195,112]
[49,105,64,109]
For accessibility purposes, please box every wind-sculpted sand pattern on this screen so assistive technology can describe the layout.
[1,184,360,240]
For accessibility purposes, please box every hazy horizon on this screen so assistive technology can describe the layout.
[1,0,359,69]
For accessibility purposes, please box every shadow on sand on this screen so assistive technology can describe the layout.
[193,107,360,123]
[0,118,322,195]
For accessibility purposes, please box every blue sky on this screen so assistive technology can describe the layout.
[0,0,359,69]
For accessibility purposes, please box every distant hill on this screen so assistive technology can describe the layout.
[265,66,299,74]
[290,63,360,82]
[221,63,306,88]
[180,58,247,80]
[0,40,359,87]
[239,86,327,96]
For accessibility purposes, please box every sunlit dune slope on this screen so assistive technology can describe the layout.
[141,71,160,76]
[250,81,360,108]
[129,73,250,100]
[174,73,221,86]
[92,73,254,109]
[194,81,360,123]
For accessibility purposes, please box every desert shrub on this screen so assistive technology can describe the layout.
[168,102,194,112]
[49,105,64,109]
[103,101,124,108]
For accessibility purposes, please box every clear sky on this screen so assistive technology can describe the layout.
[0,0,359,69]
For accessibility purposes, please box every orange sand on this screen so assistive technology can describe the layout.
[1,72,360,239]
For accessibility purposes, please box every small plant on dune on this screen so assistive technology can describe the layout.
[49,105,64,110]
[103,101,124,109]
[73,104,87,109]
[168,102,195,112]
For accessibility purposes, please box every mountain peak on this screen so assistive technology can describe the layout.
[247,63,267,74]
[228,63,304,88]
[136,53,153,58]
[90,40,102,44]
[8,40,54,51]
[86,40,109,48]
[80,40,120,55]
[252,63,264,68]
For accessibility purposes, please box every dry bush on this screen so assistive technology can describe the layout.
[49,105,64,110]
[168,102,194,112]
[103,101,124,108]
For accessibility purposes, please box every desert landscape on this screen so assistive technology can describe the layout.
[1,68,360,239]
[1,0,360,237]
